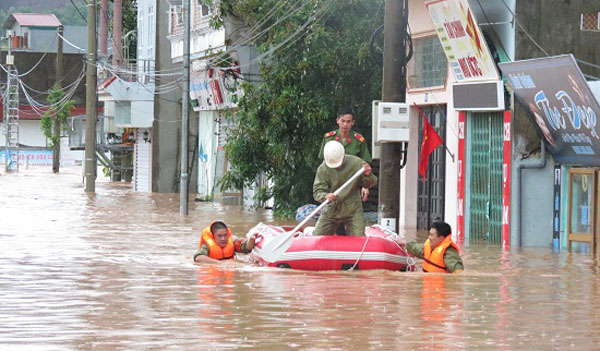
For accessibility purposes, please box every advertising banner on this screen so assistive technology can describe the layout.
[190,62,243,111]
[1,149,53,166]
[499,54,600,166]
[425,0,499,82]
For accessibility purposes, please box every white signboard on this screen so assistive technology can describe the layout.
[425,0,499,82]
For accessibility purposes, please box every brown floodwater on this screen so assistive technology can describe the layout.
[1,167,599,351]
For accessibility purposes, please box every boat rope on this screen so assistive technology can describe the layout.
[348,236,370,271]
[390,239,417,271]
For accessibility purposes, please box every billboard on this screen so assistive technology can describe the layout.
[190,61,244,112]
[499,54,600,166]
[426,0,499,82]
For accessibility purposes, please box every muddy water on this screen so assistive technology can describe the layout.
[1,167,599,351]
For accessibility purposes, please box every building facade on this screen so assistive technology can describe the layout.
[404,0,600,252]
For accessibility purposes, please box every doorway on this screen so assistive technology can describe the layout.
[468,112,504,244]
[417,105,446,230]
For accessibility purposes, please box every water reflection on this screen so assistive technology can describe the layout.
[1,168,600,350]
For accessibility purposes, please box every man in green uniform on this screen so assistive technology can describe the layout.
[313,141,377,236]
[319,107,372,201]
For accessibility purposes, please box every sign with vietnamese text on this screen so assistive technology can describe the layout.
[499,55,600,166]
[426,0,499,82]
[456,111,465,244]
[502,111,511,248]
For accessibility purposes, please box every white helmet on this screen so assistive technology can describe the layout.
[323,141,344,168]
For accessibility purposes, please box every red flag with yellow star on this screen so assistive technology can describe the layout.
[416,105,443,179]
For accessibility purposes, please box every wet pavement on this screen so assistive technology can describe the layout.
[1,167,600,350]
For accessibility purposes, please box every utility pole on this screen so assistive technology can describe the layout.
[4,31,19,173]
[85,0,97,192]
[180,0,191,215]
[100,0,108,57]
[379,0,407,233]
[53,25,64,173]
[113,0,123,67]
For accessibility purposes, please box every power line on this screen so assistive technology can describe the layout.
[70,0,87,24]
[497,0,549,56]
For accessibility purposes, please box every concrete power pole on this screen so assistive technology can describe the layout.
[113,0,123,67]
[84,0,98,192]
[53,25,64,173]
[100,0,108,57]
[180,0,191,215]
[379,0,408,233]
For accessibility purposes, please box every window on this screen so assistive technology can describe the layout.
[407,36,448,89]
[581,12,600,32]
[197,0,211,17]
[138,9,144,47]
[173,5,183,25]
[148,6,154,47]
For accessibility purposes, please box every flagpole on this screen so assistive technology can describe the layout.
[413,102,455,162]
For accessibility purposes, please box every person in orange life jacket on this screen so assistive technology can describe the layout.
[193,221,257,263]
[393,221,464,273]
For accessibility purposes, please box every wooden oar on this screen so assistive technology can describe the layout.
[262,166,366,263]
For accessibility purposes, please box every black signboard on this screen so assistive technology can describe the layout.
[499,55,600,166]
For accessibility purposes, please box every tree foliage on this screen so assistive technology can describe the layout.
[216,0,384,217]
[41,85,75,148]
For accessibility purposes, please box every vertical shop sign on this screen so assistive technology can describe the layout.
[456,111,466,243]
[553,165,561,251]
[502,111,511,248]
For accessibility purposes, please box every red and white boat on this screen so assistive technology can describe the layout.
[247,223,416,271]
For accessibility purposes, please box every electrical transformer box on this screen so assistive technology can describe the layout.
[376,102,409,142]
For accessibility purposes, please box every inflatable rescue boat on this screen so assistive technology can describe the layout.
[247,223,415,271]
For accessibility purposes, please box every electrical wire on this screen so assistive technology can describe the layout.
[17,35,58,78]
[20,66,85,95]
[210,0,337,71]
[496,0,600,79]
[207,0,299,64]
[70,0,87,24]
[475,0,511,62]
[497,0,549,56]
[58,33,86,52]
[208,0,316,68]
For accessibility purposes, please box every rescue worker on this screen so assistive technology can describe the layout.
[394,221,464,273]
[318,107,372,202]
[193,221,257,263]
[313,141,377,236]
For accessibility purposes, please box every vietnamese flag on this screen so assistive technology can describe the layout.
[415,103,443,179]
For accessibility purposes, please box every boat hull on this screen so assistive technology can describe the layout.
[250,228,414,271]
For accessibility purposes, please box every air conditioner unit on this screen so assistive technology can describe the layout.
[376,102,409,142]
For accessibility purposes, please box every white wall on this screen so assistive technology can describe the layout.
[404,0,458,234]
[0,120,47,147]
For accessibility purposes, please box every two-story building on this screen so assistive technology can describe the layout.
[1,13,88,168]
[97,0,156,190]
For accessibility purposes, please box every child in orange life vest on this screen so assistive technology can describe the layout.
[193,221,257,263]
[393,221,464,273]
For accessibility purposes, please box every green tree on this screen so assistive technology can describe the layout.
[50,2,87,26]
[41,85,75,148]
[215,0,384,217]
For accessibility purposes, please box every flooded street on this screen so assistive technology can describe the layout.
[1,167,600,351]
